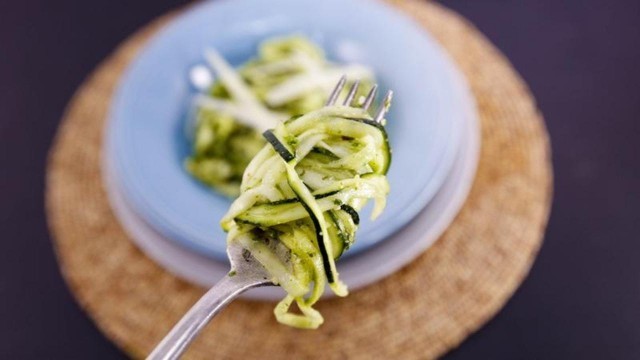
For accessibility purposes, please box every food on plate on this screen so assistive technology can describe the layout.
[221,100,392,329]
[185,36,374,196]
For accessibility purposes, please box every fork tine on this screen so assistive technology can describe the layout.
[326,75,347,106]
[373,90,393,123]
[362,84,378,110]
[343,80,360,106]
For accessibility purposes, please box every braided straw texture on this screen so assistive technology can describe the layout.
[46,1,552,358]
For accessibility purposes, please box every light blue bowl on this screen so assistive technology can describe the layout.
[107,0,464,261]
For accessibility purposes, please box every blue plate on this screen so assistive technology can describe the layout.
[107,0,464,261]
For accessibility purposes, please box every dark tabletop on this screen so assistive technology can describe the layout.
[1,0,639,358]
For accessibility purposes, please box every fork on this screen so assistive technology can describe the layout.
[147,76,392,360]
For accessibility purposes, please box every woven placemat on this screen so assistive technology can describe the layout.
[46,1,552,359]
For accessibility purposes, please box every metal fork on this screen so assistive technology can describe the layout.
[147,76,392,360]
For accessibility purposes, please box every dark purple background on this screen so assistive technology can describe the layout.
[1,0,639,358]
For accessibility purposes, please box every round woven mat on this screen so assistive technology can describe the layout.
[46,1,552,359]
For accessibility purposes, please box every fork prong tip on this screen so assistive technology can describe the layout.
[325,75,348,106]
[343,80,361,106]
[374,90,393,123]
[362,84,378,111]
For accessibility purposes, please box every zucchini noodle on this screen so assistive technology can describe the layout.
[222,104,392,329]
[185,35,374,196]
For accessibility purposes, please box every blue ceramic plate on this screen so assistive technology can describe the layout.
[107,0,464,261]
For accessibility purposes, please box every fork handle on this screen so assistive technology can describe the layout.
[147,274,271,360]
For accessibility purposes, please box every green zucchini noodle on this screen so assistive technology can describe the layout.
[221,105,392,329]
[185,35,374,196]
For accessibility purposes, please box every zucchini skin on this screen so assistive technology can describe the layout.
[268,190,340,206]
[291,185,336,284]
[310,147,339,159]
[340,204,360,225]
[263,129,295,162]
